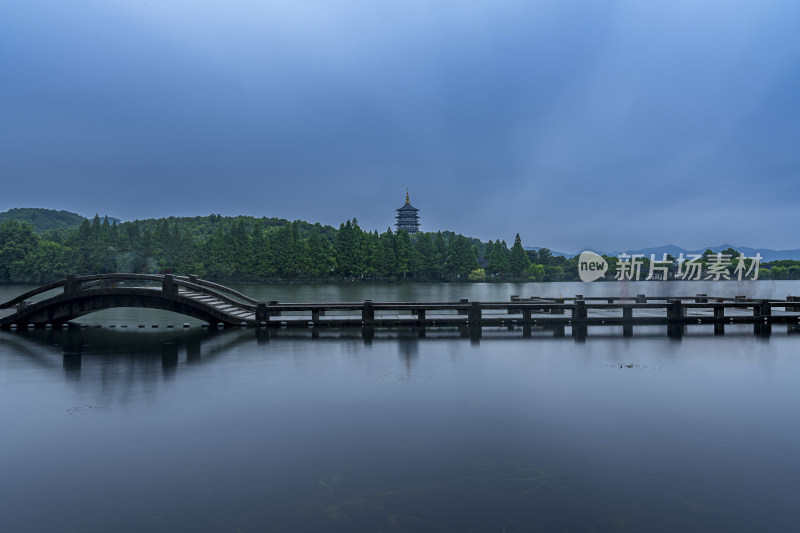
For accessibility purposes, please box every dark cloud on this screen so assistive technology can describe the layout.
[2,0,798,251]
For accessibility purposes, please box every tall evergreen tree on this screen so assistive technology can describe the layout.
[445,234,478,278]
[509,234,531,277]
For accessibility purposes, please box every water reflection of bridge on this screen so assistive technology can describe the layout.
[2,274,800,339]
[3,324,799,398]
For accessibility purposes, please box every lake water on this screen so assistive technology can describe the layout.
[2,281,800,532]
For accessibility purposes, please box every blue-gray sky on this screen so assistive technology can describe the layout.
[2,0,798,252]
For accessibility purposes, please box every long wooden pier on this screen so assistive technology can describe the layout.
[249,294,799,339]
[2,275,799,338]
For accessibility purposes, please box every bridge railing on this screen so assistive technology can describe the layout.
[0,279,73,310]
[171,277,257,312]
[174,275,260,306]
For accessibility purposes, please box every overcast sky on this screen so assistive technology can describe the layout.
[2,0,798,252]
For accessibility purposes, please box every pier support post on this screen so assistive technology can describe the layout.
[667,299,684,338]
[636,294,646,304]
[256,303,268,322]
[458,298,469,315]
[468,302,482,325]
[755,299,771,337]
[714,306,725,335]
[362,300,374,324]
[415,309,426,320]
[553,298,565,314]
[571,299,587,320]
[572,299,587,340]
[312,309,321,324]
[623,306,633,336]
[522,307,531,321]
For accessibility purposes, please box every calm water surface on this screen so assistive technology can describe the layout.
[1,281,799,532]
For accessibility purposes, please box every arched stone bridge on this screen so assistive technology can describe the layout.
[0,274,266,328]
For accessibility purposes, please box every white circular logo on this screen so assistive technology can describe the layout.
[578,251,608,282]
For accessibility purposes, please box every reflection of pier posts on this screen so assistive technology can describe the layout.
[64,329,83,355]
[362,326,374,345]
[63,330,82,379]
[161,342,179,378]
[187,338,202,362]
[255,326,271,344]
[63,353,81,379]
[469,325,481,345]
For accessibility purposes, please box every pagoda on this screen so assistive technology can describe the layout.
[395,190,420,233]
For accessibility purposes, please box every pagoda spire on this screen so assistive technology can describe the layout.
[406,189,410,205]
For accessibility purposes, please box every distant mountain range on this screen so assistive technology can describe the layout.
[0,208,120,233]
[526,244,800,263]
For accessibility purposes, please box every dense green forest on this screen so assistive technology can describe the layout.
[0,213,532,283]
[0,211,797,283]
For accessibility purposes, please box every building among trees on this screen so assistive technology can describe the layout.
[395,190,420,233]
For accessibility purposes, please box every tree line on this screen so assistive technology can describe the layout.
[0,214,797,284]
[0,214,534,284]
